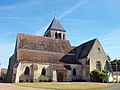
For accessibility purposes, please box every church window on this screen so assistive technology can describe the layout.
[96,61,101,71]
[55,32,61,39]
[73,68,76,76]
[59,33,61,39]
[41,68,46,75]
[24,67,30,75]
[55,32,58,39]
[63,34,65,40]
[86,59,90,65]
[98,47,100,51]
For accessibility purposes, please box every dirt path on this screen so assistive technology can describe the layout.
[0,83,52,90]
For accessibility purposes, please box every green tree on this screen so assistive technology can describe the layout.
[110,59,120,65]
[107,54,111,61]
[90,69,109,82]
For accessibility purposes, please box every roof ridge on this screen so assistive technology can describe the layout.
[18,32,69,41]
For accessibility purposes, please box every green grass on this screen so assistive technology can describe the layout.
[14,82,120,90]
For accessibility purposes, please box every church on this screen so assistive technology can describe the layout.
[7,17,111,83]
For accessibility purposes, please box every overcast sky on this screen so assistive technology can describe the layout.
[0,0,120,67]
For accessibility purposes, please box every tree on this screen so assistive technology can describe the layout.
[107,54,111,61]
[110,59,120,65]
[90,69,109,82]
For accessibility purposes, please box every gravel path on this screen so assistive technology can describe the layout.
[0,83,52,90]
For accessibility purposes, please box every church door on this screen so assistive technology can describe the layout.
[57,73,64,82]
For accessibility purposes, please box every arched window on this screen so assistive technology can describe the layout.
[96,61,101,71]
[55,32,58,39]
[73,68,76,76]
[105,61,109,70]
[86,59,90,65]
[98,47,100,51]
[41,68,46,75]
[55,32,61,39]
[63,34,65,40]
[59,33,61,39]
[24,67,30,75]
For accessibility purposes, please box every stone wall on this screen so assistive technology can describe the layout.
[7,54,17,83]
[15,62,52,83]
[88,40,108,72]
[51,30,66,40]
[70,64,82,81]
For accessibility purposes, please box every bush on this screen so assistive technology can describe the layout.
[19,78,33,83]
[90,69,109,82]
[41,76,49,82]
[90,69,100,82]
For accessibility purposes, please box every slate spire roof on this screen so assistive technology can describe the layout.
[47,17,66,32]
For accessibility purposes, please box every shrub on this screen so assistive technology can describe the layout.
[90,69,109,82]
[41,76,49,82]
[90,69,100,82]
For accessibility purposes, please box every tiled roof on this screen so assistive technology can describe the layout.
[71,38,97,59]
[18,49,64,64]
[17,33,71,54]
[47,17,66,32]
[17,49,81,64]
[60,54,82,64]
[53,64,71,70]
[15,33,98,65]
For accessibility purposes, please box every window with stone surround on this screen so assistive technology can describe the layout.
[73,68,76,76]
[24,67,30,75]
[96,61,101,71]
[41,68,46,75]
[98,47,100,51]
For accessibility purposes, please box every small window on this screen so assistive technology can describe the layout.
[59,33,61,39]
[24,67,30,75]
[63,34,65,40]
[55,32,58,39]
[96,61,101,71]
[86,59,90,65]
[73,68,76,76]
[55,32,62,39]
[41,68,46,75]
[98,47,100,51]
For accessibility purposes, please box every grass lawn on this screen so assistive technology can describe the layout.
[14,82,120,90]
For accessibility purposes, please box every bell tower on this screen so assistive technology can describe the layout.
[44,17,66,40]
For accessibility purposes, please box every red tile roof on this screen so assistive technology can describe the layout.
[53,64,71,70]
[17,33,71,54]
[18,49,64,64]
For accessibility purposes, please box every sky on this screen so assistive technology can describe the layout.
[0,0,120,68]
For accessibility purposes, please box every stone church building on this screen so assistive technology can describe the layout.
[7,17,111,83]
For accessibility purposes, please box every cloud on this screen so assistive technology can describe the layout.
[58,0,91,19]
[0,0,41,10]
[34,23,50,36]
[34,0,92,36]
[102,36,120,42]
[4,32,13,35]
[0,16,42,20]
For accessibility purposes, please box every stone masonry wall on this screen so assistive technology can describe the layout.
[88,40,108,71]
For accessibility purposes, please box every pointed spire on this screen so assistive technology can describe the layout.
[47,17,66,32]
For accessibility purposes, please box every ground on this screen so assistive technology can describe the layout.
[0,82,119,90]
[0,83,51,90]
[14,82,119,90]
[102,86,120,90]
